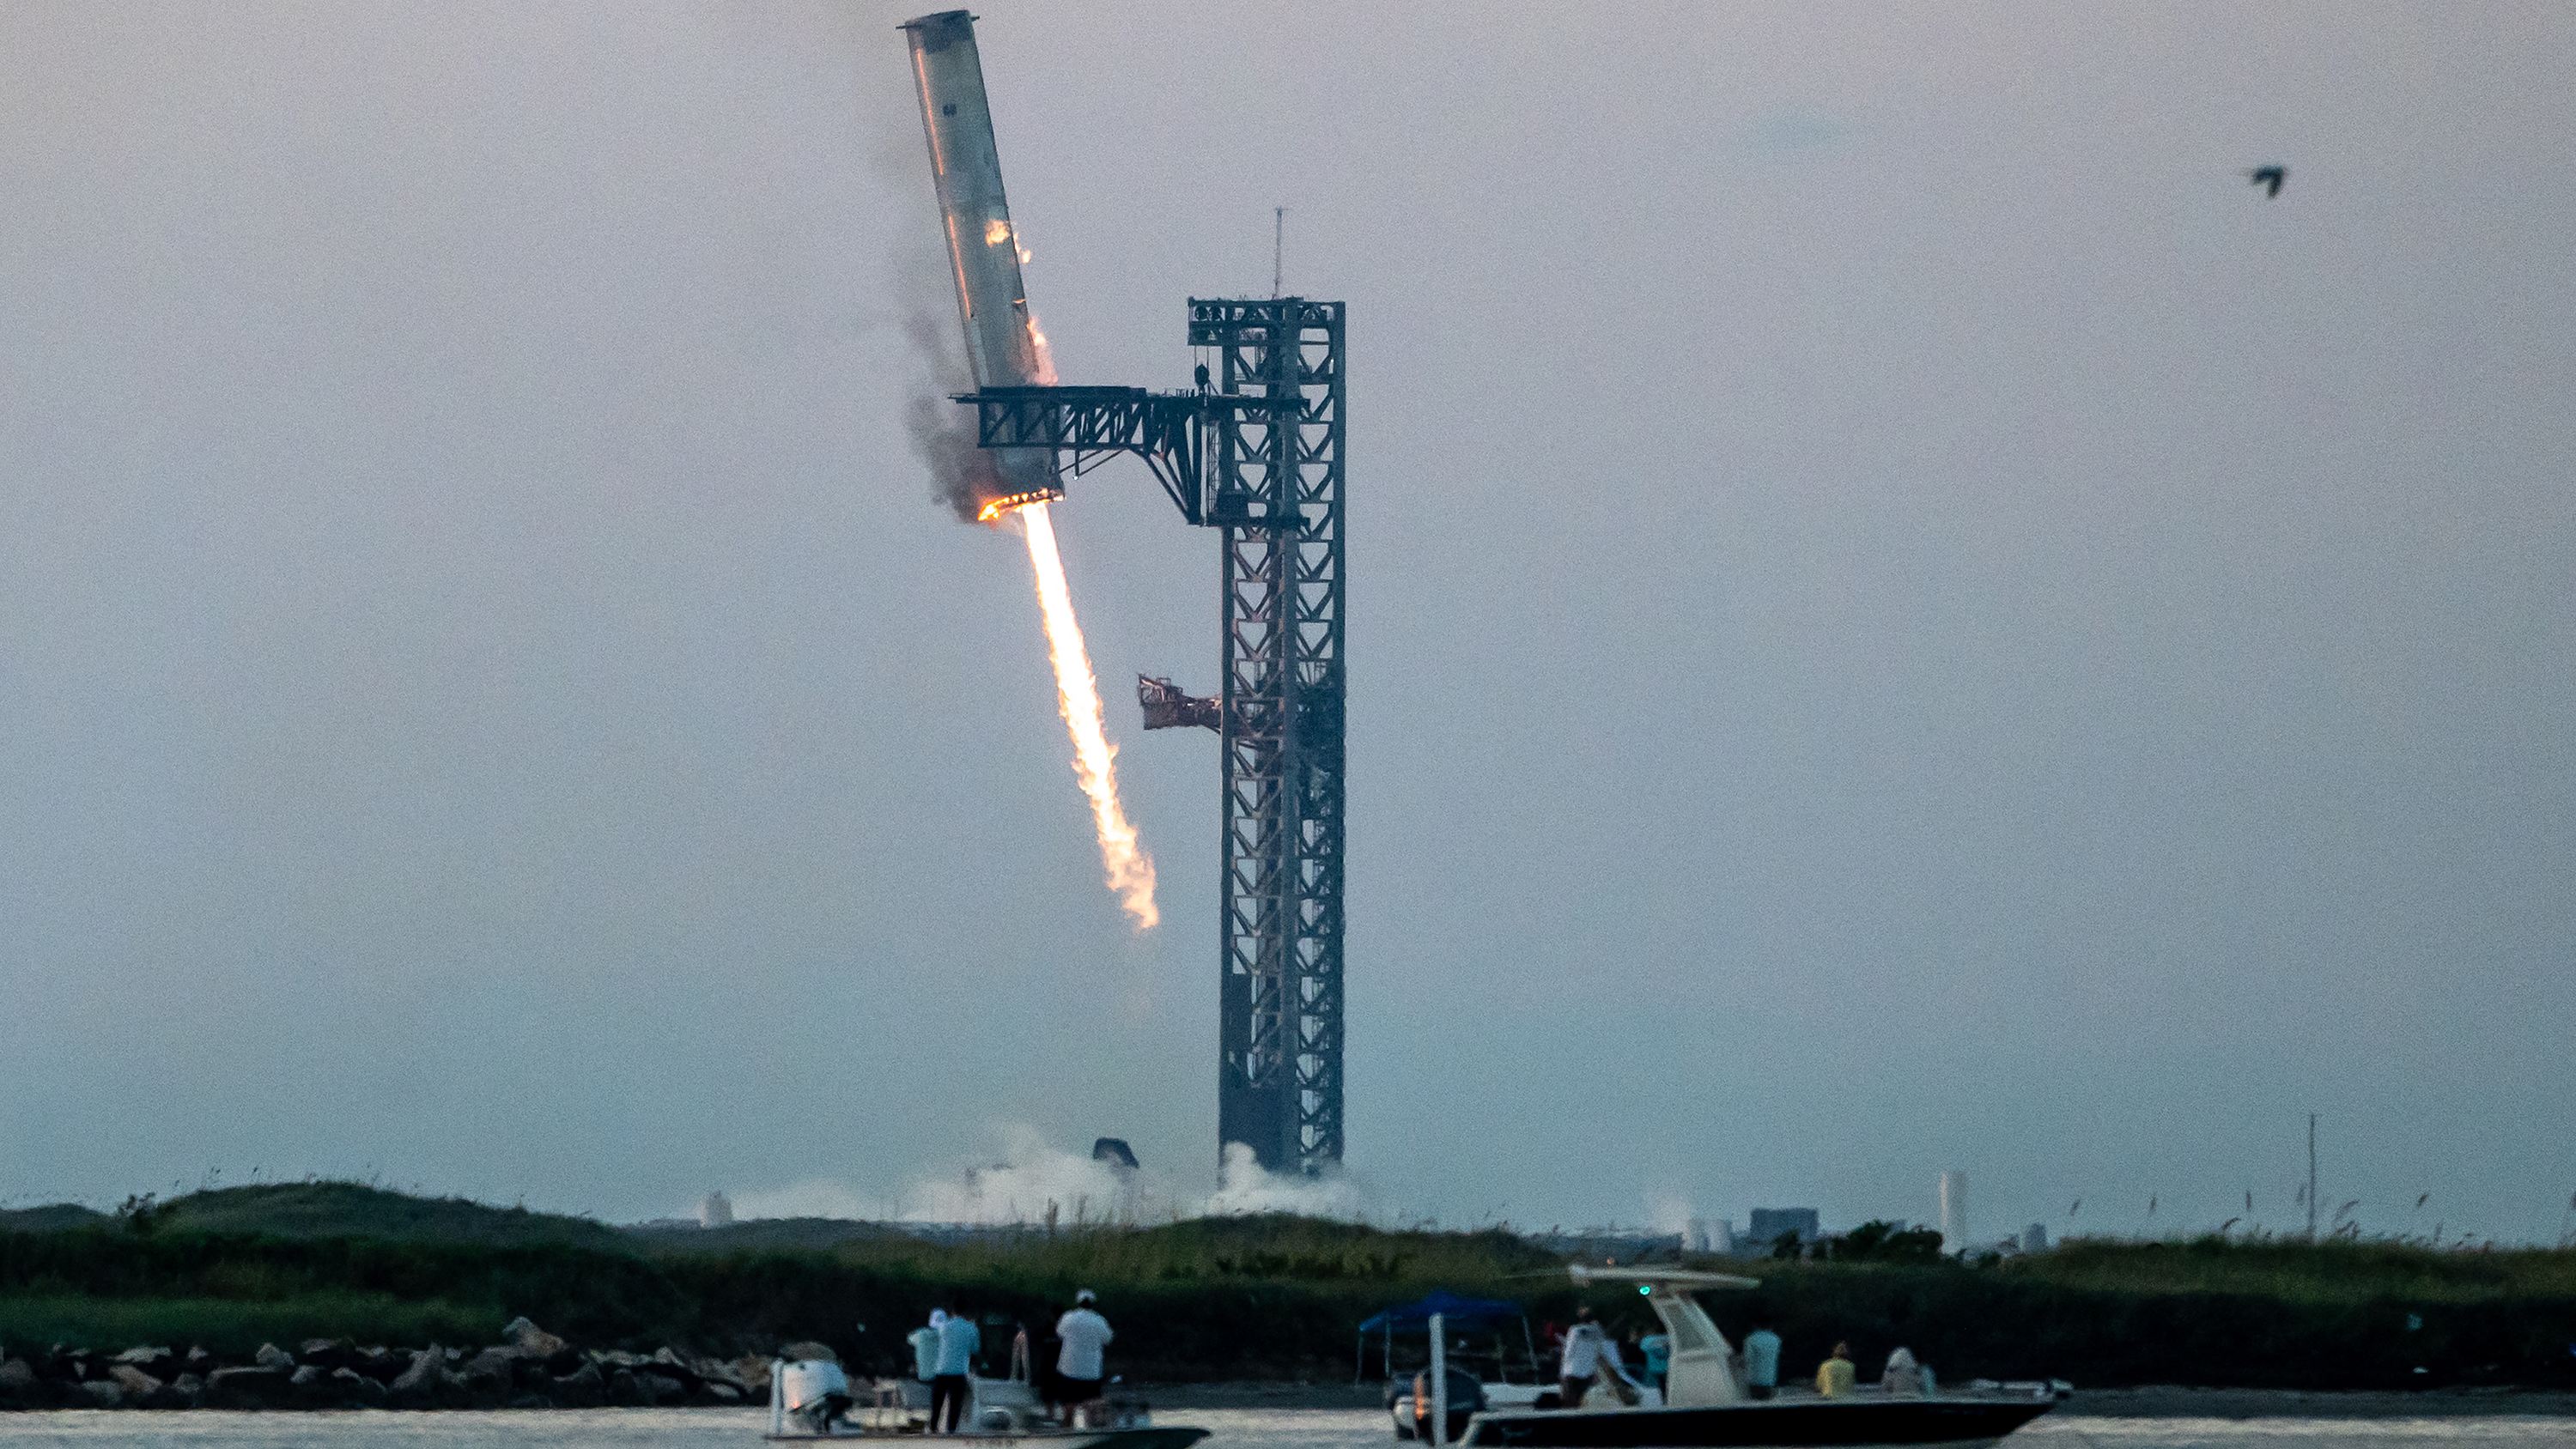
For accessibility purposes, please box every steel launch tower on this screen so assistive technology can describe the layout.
[1196,299,1347,1176]
[908,10,1346,1177]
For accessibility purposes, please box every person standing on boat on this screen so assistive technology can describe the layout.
[1638,1326,1670,1393]
[932,1301,981,1433]
[908,1309,945,1415]
[1556,1307,1631,1408]
[1741,1319,1783,1400]
[1054,1288,1115,1417]
[1816,1341,1858,1398]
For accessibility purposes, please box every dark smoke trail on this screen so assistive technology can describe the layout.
[900,299,1003,525]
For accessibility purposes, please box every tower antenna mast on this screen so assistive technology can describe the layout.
[1273,207,1285,298]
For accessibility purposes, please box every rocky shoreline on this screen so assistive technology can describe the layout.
[0,1316,789,1412]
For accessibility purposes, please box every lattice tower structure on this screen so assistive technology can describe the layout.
[1194,297,1346,1175]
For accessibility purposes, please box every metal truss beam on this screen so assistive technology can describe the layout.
[953,384,1296,528]
[949,300,1348,1180]
[1194,297,1346,1177]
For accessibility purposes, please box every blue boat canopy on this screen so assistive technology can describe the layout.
[1358,1289,1524,1334]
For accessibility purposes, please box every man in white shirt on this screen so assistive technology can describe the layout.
[1053,1289,1115,1419]
[909,1310,945,1385]
[1556,1308,1634,1409]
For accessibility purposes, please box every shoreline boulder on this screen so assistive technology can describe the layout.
[109,1365,163,1404]
[550,1361,605,1408]
[502,1316,568,1361]
[332,1367,388,1408]
[0,1359,45,1410]
[204,1365,294,1410]
[459,1347,515,1408]
[289,1363,357,1408]
[353,1346,405,1384]
[637,1370,686,1405]
[299,1339,361,1373]
[385,1344,454,1410]
[112,1346,176,1381]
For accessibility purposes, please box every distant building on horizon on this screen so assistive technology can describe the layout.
[700,1191,733,1228]
[1687,1217,1735,1254]
[1748,1207,1820,1250]
[2021,1222,2048,1253]
[1938,1171,1966,1255]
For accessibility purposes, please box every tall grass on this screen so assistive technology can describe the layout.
[2002,1234,2576,1306]
[812,1216,1559,1288]
[0,1294,496,1357]
[138,1183,630,1251]
[8,1188,2576,1386]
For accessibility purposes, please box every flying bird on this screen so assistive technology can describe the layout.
[2248,165,2287,197]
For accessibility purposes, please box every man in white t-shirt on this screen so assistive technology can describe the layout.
[1556,1307,1636,1409]
[1053,1289,1115,1418]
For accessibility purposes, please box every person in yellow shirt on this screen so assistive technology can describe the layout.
[1815,1342,1858,1397]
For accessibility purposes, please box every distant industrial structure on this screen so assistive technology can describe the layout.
[699,1191,733,1228]
[1748,1207,1821,1250]
[1938,1170,1965,1254]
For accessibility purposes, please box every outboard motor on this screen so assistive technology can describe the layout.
[1394,1365,1484,1442]
[781,1359,854,1435]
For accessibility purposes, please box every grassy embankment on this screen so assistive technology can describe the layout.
[5,1184,2574,1388]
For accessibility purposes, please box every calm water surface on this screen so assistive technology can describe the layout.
[1,1409,2572,1449]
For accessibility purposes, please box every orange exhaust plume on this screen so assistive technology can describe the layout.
[1014,500,1157,930]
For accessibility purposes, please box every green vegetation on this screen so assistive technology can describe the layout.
[100,1183,632,1251]
[1716,1242,2576,1391]
[4,1185,2573,1388]
[2007,1234,2576,1306]
[0,1206,106,1234]
[0,1294,492,1359]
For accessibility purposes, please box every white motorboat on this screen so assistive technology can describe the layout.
[1364,1287,1556,1441]
[1440,1268,2059,1449]
[762,1358,1207,1449]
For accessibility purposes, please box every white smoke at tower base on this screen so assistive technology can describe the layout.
[726,1126,1359,1225]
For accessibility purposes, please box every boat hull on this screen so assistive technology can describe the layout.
[1461,1398,2053,1449]
[768,1429,1208,1449]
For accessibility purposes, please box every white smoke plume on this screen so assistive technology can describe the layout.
[726,1126,1362,1225]
[1208,1142,1363,1218]
[1643,1185,1696,1239]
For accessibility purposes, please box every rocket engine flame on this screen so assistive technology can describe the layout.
[905,10,1144,923]
[975,488,1058,523]
[1013,500,1157,930]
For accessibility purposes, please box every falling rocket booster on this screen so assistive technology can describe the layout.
[902,9,1061,521]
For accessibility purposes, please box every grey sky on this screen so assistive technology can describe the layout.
[2,2,2569,1245]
